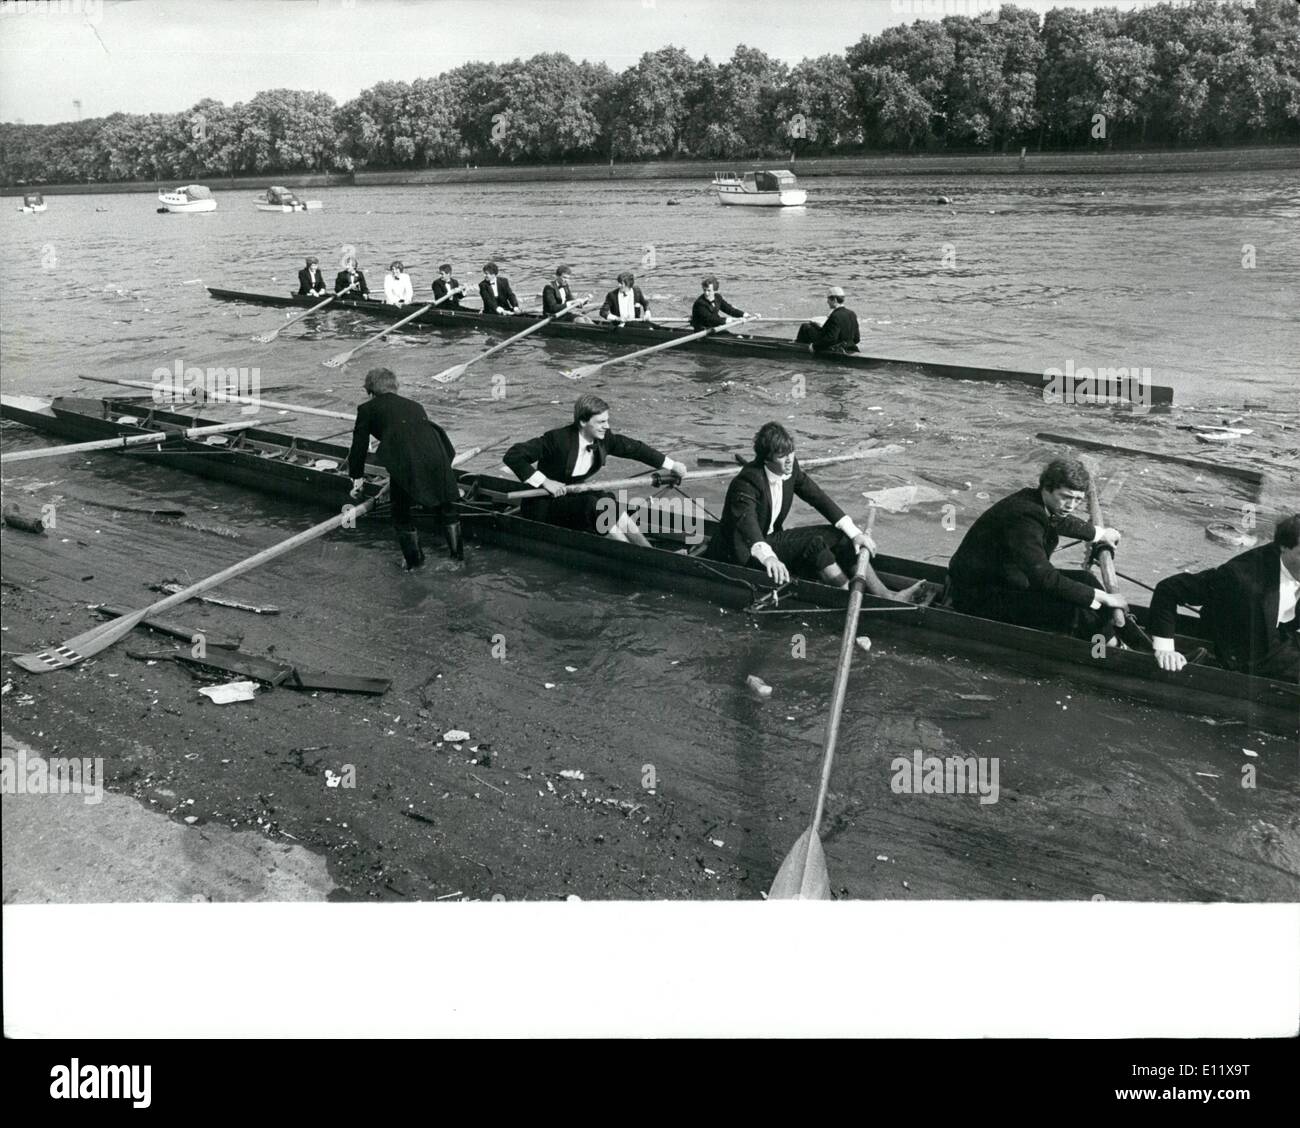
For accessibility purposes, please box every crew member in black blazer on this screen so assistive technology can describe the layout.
[947,458,1127,635]
[347,367,463,568]
[297,256,327,297]
[542,264,590,321]
[505,393,686,547]
[599,272,650,322]
[796,286,860,353]
[334,256,369,299]
[479,262,522,315]
[432,264,464,309]
[704,421,926,599]
[690,276,748,330]
[1148,514,1299,681]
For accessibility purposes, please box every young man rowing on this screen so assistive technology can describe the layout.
[505,394,687,548]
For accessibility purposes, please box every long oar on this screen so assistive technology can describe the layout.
[432,295,592,384]
[323,287,465,369]
[768,524,876,900]
[253,283,356,343]
[1082,458,1151,647]
[1,418,274,464]
[12,486,390,674]
[501,447,902,501]
[78,374,354,421]
[562,315,758,380]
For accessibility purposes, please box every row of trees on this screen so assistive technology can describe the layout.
[2,1,1296,184]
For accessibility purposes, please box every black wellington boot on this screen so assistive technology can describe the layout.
[443,521,465,561]
[397,530,425,570]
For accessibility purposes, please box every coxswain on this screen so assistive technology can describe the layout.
[599,271,650,322]
[298,256,327,297]
[690,276,748,330]
[542,265,589,322]
[383,260,413,307]
[795,286,860,353]
[348,367,464,568]
[335,255,369,299]
[947,458,1127,636]
[704,421,928,600]
[504,393,687,548]
[478,262,522,315]
[1148,513,1299,681]
[432,264,465,309]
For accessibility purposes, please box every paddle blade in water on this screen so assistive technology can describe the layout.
[252,331,278,343]
[322,353,351,369]
[767,828,831,900]
[432,364,468,384]
[564,364,598,381]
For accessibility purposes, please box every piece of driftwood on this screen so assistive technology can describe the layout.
[1035,432,1263,485]
[94,605,242,650]
[1,507,46,534]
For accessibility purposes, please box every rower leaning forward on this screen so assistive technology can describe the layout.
[703,421,929,601]
[505,394,686,548]
[348,367,464,568]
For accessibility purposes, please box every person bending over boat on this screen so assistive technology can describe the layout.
[1148,513,1299,682]
[298,256,327,297]
[432,264,465,309]
[348,367,463,568]
[600,272,650,322]
[690,276,748,331]
[383,260,414,307]
[504,394,687,549]
[947,458,1127,637]
[796,287,860,353]
[703,422,928,600]
[479,262,522,315]
[335,257,369,299]
[542,265,590,322]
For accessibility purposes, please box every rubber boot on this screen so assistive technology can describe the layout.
[443,521,464,561]
[397,530,425,570]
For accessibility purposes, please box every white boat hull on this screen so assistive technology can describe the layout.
[18,204,48,213]
[255,201,323,212]
[716,188,807,207]
[157,193,216,213]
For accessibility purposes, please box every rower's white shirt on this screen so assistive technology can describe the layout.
[524,437,672,488]
[750,465,862,566]
[384,272,413,305]
[617,289,637,320]
[486,278,499,296]
[1153,555,1300,651]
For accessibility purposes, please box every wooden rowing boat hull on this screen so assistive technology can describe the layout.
[205,287,1175,405]
[5,394,1288,731]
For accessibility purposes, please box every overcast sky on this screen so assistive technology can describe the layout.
[1,0,1164,124]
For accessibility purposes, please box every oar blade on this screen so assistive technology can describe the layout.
[431,363,468,384]
[322,353,351,369]
[251,331,279,344]
[767,829,832,901]
[564,364,598,381]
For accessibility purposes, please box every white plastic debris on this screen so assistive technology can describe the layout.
[710,838,725,847]
[198,680,257,704]
[443,729,470,742]
[746,674,772,698]
[855,636,871,653]
[559,770,585,781]
[1242,748,1259,758]
[544,682,557,689]
[565,666,577,673]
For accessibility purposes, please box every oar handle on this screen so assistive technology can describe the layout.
[1083,460,1129,632]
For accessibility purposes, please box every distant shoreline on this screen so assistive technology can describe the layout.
[7,145,1297,197]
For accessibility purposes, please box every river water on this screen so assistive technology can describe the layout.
[1,172,1297,900]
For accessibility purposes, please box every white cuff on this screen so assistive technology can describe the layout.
[1152,636,1175,652]
[751,542,776,566]
[836,515,862,541]
[660,457,674,471]
[1091,526,1106,542]
[1089,596,1102,610]
[526,471,546,488]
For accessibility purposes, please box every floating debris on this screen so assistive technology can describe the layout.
[559,770,585,781]
[746,674,772,698]
[443,729,470,743]
[198,680,257,705]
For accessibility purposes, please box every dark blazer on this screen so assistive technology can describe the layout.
[600,286,650,320]
[706,458,847,565]
[347,392,458,508]
[479,275,520,315]
[334,269,369,298]
[808,305,860,353]
[690,293,745,330]
[948,487,1097,606]
[542,281,578,318]
[1149,543,1296,673]
[298,267,327,296]
[505,423,665,487]
[432,277,463,308]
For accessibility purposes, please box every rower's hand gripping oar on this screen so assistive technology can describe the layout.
[768,512,877,901]
[562,315,759,381]
[254,283,357,343]
[431,295,593,383]
[1082,458,1153,650]
[323,286,465,369]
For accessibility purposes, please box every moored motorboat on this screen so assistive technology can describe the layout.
[2,392,1288,731]
[256,186,323,212]
[713,169,807,207]
[17,192,47,213]
[157,185,216,213]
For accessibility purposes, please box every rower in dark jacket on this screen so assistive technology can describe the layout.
[297,256,327,297]
[542,264,589,321]
[1148,513,1299,681]
[796,286,859,353]
[504,394,686,547]
[599,272,650,322]
[690,276,748,330]
[704,421,927,600]
[347,367,463,568]
[432,264,465,309]
[478,262,522,315]
[335,256,369,299]
[947,458,1127,636]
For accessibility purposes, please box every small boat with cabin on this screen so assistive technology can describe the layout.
[713,169,807,207]
[17,192,47,213]
[157,185,216,214]
[256,186,323,212]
